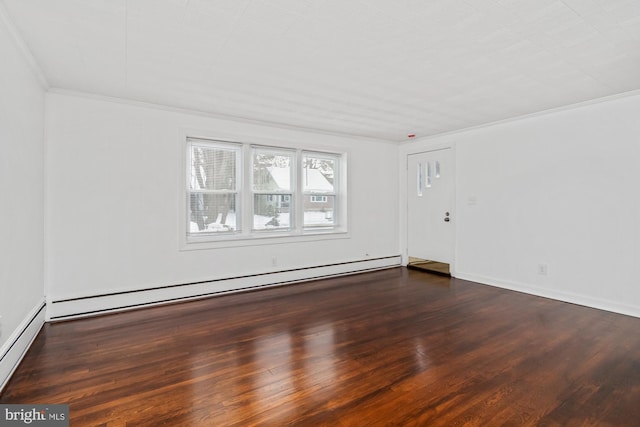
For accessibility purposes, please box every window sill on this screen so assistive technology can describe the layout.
[180,229,350,251]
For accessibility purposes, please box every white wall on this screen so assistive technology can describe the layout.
[45,92,400,314]
[402,93,640,317]
[0,7,46,386]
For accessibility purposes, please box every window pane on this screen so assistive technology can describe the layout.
[189,193,237,233]
[253,151,292,191]
[253,194,291,230]
[303,156,335,193]
[304,195,335,227]
[190,145,237,191]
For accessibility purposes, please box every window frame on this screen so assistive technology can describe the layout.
[302,151,340,230]
[251,145,296,233]
[186,138,242,239]
[180,134,348,250]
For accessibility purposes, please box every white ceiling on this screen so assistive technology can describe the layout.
[4,0,640,142]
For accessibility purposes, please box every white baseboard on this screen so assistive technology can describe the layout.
[48,255,402,321]
[455,272,640,319]
[0,300,46,393]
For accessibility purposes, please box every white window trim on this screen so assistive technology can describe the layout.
[179,132,349,251]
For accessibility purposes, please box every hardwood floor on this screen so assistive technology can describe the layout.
[2,267,640,426]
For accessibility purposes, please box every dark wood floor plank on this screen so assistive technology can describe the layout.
[2,267,640,426]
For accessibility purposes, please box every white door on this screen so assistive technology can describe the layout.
[407,148,454,264]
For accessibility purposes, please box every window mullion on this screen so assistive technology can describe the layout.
[241,143,252,237]
[295,150,303,235]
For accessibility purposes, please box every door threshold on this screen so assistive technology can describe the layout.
[407,258,451,276]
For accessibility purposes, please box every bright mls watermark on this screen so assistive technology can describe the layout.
[1,405,68,426]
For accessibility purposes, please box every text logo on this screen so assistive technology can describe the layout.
[1,405,69,426]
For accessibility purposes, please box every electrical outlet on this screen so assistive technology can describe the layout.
[537,264,548,276]
[271,257,277,267]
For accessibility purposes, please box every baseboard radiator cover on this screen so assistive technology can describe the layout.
[48,255,402,321]
[0,300,46,393]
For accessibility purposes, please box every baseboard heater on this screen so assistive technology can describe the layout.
[0,301,46,393]
[48,255,402,321]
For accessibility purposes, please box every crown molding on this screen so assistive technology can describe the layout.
[0,0,49,90]
[47,88,398,145]
[399,88,640,145]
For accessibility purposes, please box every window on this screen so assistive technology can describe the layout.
[187,139,240,236]
[252,147,294,231]
[184,137,345,244]
[303,152,338,228]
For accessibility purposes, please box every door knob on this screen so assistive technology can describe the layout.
[444,217,450,222]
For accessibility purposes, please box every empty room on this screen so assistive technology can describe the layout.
[1,0,640,425]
